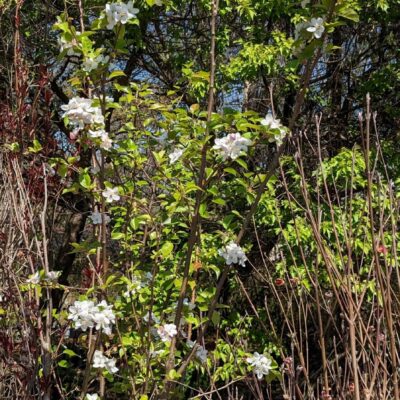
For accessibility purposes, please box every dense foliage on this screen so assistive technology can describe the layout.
[0,0,399,399]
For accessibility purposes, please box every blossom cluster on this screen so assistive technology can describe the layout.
[157,323,178,343]
[93,350,118,374]
[246,352,272,379]
[105,1,139,30]
[260,113,288,146]
[61,97,113,150]
[68,300,115,335]
[61,97,104,129]
[218,242,247,267]
[89,128,113,150]
[213,132,252,160]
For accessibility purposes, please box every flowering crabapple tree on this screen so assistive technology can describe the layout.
[3,0,391,399]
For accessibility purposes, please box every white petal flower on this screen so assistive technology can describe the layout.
[86,394,100,400]
[61,97,104,129]
[45,271,61,282]
[68,300,115,335]
[261,113,287,146]
[100,132,113,150]
[88,129,106,138]
[58,36,80,56]
[92,300,116,335]
[83,54,110,72]
[27,272,41,284]
[169,148,184,164]
[93,350,118,374]
[213,133,252,160]
[105,1,139,30]
[246,352,272,379]
[68,300,97,331]
[218,242,247,267]
[157,323,178,342]
[306,17,325,39]
[261,113,282,130]
[102,187,120,203]
[89,211,111,225]
[123,276,144,298]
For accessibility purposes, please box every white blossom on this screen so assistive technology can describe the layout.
[88,129,107,139]
[213,133,252,160]
[169,148,184,164]
[246,352,272,379]
[68,300,97,331]
[261,113,287,146]
[123,276,143,298]
[102,187,120,203]
[261,113,282,130]
[157,323,178,342]
[58,36,80,56]
[45,271,61,282]
[83,54,110,72]
[105,1,139,30]
[89,211,111,225]
[61,97,104,129]
[100,132,113,150]
[93,350,118,374]
[218,242,247,267]
[27,272,41,284]
[68,300,115,335]
[306,17,325,39]
[92,300,116,335]
[86,394,100,400]
[89,127,114,150]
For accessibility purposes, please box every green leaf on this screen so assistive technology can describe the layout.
[28,139,42,153]
[160,241,174,258]
[199,203,209,218]
[111,232,125,240]
[235,158,248,169]
[109,70,126,80]
[211,311,221,326]
[63,349,79,358]
[58,360,70,368]
[79,171,91,189]
[224,167,238,176]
